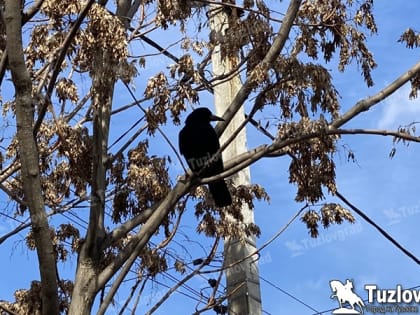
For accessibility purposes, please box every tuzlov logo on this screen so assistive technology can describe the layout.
[330,279,365,314]
[329,279,420,314]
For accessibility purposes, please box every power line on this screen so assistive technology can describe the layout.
[260,275,320,313]
[150,277,203,303]
[336,190,420,265]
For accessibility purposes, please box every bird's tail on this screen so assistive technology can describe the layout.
[208,180,232,207]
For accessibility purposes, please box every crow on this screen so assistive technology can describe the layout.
[179,107,232,207]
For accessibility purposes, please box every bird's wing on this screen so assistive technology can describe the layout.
[178,123,222,174]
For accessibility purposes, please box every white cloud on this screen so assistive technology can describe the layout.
[377,84,420,129]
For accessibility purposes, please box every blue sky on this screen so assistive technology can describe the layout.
[1,1,420,315]
[250,2,420,314]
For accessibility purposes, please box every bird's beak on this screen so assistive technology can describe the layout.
[210,114,224,122]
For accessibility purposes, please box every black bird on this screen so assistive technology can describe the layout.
[179,108,232,207]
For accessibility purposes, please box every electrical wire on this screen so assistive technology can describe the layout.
[260,276,320,313]
[336,190,420,265]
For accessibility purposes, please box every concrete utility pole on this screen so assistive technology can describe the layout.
[208,3,262,315]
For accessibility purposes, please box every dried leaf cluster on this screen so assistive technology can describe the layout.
[301,203,355,238]
[193,183,268,239]
[0,279,73,315]
[112,140,171,222]
[278,117,338,203]
[398,28,420,98]
[26,224,81,261]
[296,0,377,85]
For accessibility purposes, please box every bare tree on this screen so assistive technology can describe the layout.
[0,0,419,314]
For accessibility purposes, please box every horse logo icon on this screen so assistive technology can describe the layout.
[330,279,365,314]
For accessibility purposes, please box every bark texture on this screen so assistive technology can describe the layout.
[4,1,59,314]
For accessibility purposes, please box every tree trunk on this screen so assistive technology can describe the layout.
[68,46,116,314]
[69,3,132,313]
[68,260,99,315]
[4,1,59,315]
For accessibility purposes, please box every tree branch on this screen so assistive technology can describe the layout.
[200,126,420,184]
[33,0,96,134]
[22,0,44,23]
[0,0,45,86]
[97,206,186,315]
[124,82,188,173]
[0,51,7,87]
[331,59,420,129]
[146,237,220,315]
[193,282,245,315]
[104,204,157,248]
[199,204,305,276]
[0,303,19,315]
[194,0,284,23]
[214,0,302,136]
[97,179,193,290]
[117,278,142,315]
[331,128,420,142]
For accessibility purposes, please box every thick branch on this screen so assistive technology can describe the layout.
[98,208,187,315]
[83,53,115,255]
[214,0,302,136]
[0,0,44,86]
[200,127,420,184]
[104,204,157,247]
[97,180,192,290]
[0,51,7,87]
[22,0,44,23]
[332,59,420,128]
[0,303,19,315]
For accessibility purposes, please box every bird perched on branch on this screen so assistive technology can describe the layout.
[179,107,232,207]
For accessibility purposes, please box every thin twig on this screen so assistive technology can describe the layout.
[199,204,307,275]
[0,196,88,245]
[123,82,188,173]
[130,276,149,315]
[146,237,220,315]
[246,114,276,140]
[34,0,96,134]
[117,279,141,315]
[193,282,245,314]
[100,205,186,315]
[108,116,145,150]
